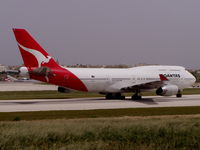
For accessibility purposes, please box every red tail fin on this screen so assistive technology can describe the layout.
[13,29,59,68]
[13,28,88,92]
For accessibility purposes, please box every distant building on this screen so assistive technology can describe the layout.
[0,64,7,72]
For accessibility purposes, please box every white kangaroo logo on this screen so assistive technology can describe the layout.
[18,43,52,67]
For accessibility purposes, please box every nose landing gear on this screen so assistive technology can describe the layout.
[176,90,182,98]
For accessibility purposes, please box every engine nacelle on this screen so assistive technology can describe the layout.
[19,67,29,76]
[156,85,179,96]
[58,86,71,93]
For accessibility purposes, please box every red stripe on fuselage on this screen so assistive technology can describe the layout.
[29,63,88,92]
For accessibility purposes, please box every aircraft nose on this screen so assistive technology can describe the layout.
[186,71,196,85]
[189,72,196,84]
[192,75,196,83]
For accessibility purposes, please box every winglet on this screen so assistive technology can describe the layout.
[159,74,168,81]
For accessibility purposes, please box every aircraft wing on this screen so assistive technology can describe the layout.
[120,74,168,92]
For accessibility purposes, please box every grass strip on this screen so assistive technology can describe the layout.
[0,88,200,100]
[0,91,102,100]
[0,106,200,121]
[0,116,199,150]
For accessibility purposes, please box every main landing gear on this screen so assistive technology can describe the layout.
[105,90,142,100]
[131,89,142,100]
[105,93,125,100]
[131,94,142,100]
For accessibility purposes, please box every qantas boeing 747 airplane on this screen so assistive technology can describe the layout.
[13,29,196,100]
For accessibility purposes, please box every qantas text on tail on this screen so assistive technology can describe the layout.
[13,29,196,100]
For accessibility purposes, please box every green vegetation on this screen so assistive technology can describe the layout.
[0,91,102,100]
[0,106,200,121]
[182,88,200,95]
[0,116,199,150]
[191,71,200,82]
[0,88,200,100]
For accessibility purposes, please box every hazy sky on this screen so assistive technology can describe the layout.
[0,0,200,69]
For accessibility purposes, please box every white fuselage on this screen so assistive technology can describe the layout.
[67,65,196,93]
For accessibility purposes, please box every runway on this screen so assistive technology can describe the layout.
[0,82,57,91]
[0,95,200,112]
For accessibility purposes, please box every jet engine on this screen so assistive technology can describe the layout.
[19,67,29,76]
[58,86,71,93]
[156,85,179,96]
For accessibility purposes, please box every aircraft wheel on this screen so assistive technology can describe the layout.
[176,90,182,98]
[106,93,113,99]
[115,93,122,99]
[131,95,142,100]
[105,93,125,100]
[176,93,182,98]
[120,96,126,100]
